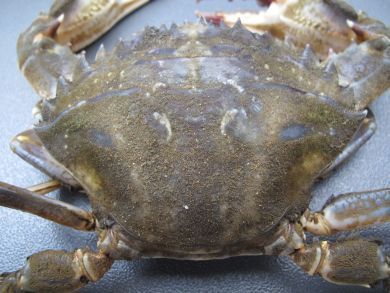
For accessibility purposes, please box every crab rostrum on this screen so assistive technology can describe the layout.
[0,0,389,291]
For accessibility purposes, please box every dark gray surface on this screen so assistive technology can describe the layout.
[0,0,389,292]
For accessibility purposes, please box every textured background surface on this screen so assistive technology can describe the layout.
[0,0,389,292]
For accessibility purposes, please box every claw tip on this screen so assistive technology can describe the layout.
[57,13,65,23]
[346,19,354,28]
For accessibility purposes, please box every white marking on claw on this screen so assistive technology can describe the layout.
[57,14,64,23]
[346,19,355,28]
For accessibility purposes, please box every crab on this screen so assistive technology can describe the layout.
[0,0,389,292]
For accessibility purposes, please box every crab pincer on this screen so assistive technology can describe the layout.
[197,0,390,58]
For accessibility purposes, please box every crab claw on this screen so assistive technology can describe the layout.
[346,19,384,42]
[17,0,152,101]
[198,0,389,59]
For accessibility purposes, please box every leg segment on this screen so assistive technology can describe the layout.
[0,248,113,292]
[319,110,376,178]
[263,220,305,256]
[11,129,80,188]
[290,239,389,287]
[301,188,390,235]
[0,181,95,231]
[27,180,62,195]
[288,188,389,287]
